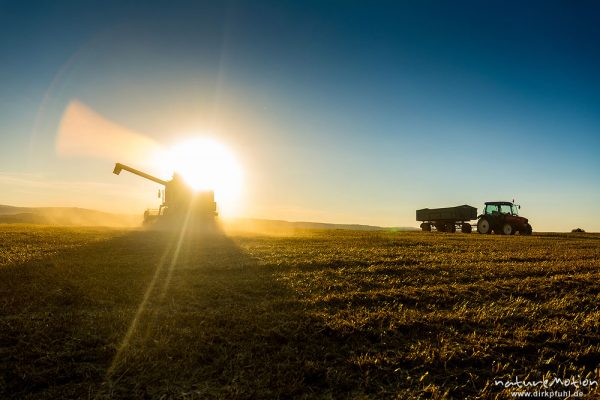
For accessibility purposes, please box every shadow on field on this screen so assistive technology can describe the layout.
[0,229,356,398]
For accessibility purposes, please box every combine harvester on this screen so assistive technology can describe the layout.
[417,202,532,235]
[113,163,217,228]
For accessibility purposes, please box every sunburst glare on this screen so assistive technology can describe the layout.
[162,137,243,217]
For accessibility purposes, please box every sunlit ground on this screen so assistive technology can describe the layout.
[0,226,598,398]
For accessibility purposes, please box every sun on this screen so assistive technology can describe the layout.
[165,137,243,216]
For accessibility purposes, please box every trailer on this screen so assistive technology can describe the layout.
[416,205,477,233]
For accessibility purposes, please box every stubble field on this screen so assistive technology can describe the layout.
[0,225,599,399]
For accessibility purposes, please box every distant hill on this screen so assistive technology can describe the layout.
[0,205,417,231]
[0,205,141,227]
[221,217,418,234]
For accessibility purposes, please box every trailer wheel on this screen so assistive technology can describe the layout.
[446,223,456,233]
[420,223,431,232]
[462,223,472,233]
[477,218,491,234]
[501,223,513,235]
[435,223,446,232]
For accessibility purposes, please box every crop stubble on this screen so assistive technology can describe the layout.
[0,225,598,398]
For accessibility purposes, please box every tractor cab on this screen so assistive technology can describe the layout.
[483,202,520,217]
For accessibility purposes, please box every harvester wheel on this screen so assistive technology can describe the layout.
[420,223,431,232]
[501,223,513,235]
[462,223,472,233]
[477,218,491,234]
[522,224,533,235]
[446,223,456,233]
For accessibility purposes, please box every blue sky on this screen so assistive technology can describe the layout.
[1,0,599,230]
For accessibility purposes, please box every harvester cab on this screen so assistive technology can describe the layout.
[113,162,217,225]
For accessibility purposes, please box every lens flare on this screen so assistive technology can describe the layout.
[56,100,163,168]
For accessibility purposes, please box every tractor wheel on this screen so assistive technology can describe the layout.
[522,224,532,235]
[501,223,513,235]
[420,223,431,232]
[462,223,472,233]
[477,218,491,234]
[446,223,456,233]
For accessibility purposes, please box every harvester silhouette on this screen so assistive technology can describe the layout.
[113,163,217,225]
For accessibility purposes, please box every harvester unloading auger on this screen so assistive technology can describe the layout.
[113,163,217,226]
